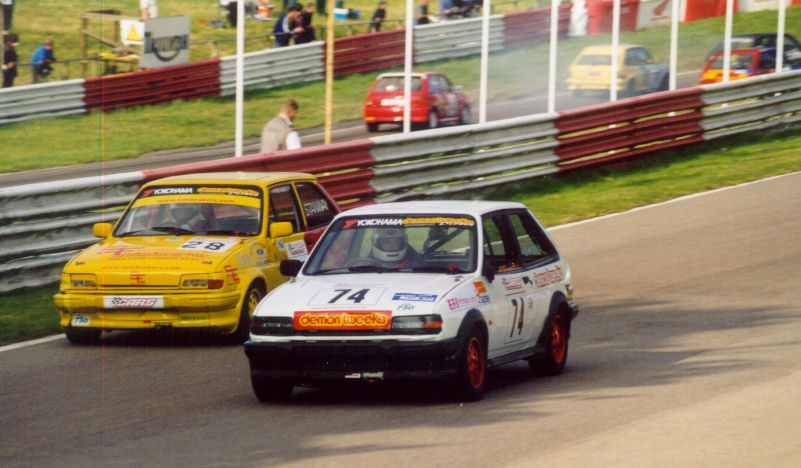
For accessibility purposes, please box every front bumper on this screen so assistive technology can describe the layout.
[54,290,242,332]
[245,338,461,383]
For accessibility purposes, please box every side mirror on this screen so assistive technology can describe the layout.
[92,223,113,239]
[269,221,293,238]
[482,260,495,283]
[280,259,303,277]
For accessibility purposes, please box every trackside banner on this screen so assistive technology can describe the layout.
[141,16,190,69]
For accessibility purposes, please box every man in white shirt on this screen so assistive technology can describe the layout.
[140,0,158,19]
[260,98,301,153]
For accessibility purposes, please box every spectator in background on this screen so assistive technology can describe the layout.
[295,3,316,44]
[260,98,301,153]
[416,0,431,25]
[222,0,239,28]
[439,0,452,20]
[2,33,17,88]
[272,5,303,47]
[316,0,325,16]
[369,1,386,33]
[140,0,158,19]
[30,39,56,83]
[1,0,14,32]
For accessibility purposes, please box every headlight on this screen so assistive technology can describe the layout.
[180,274,223,289]
[70,274,97,289]
[251,316,293,336]
[391,315,443,335]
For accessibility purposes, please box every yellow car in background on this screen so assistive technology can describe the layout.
[54,172,340,344]
[566,44,669,97]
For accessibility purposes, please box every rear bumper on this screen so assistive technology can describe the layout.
[245,338,461,383]
[364,106,428,124]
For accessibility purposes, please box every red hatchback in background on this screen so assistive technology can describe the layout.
[700,48,778,84]
[363,72,471,132]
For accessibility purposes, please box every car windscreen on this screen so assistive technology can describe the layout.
[303,215,477,275]
[710,52,756,70]
[373,76,422,92]
[114,185,264,237]
[576,54,610,66]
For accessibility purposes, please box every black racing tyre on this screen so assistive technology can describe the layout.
[458,106,471,125]
[65,328,102,345]
[251,376,294,402]
[427,109,439,129]
[529,308,569,376]
[231,283,265,344]
[366,122,379,132]
[455,324,488,401]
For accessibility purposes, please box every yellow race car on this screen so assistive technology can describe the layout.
[54,172,340,344]
[566,44,669,97]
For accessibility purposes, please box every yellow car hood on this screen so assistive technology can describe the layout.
[67,236,253,287]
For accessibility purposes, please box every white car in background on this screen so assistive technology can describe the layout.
[244,201,578,402]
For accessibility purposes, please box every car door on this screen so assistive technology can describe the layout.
[505,209,562,348]
[292,181,339,252]
[481,212,533,354]
[438,75,460,121]
[263,184,308,287]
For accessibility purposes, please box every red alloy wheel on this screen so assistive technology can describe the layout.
[551,314,567,365]
[466,336,486,389]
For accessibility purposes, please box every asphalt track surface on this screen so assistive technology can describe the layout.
[0,72,699,188]
[2,171,800,467]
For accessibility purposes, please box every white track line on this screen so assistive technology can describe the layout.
[3,170,799,354]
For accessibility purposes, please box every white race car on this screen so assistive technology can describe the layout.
[244,201,578,401]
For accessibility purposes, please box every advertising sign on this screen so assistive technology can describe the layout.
[140,16,190,69]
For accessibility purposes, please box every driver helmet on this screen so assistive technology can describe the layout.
[171,204,199,224]
[372,228,408,262]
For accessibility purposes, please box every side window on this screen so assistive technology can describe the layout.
[268,185,301,233]
[639,48,652,63]
[428,76,440,94]
[624,49,637,66]
[482,215,518,272]
[295,182,336,229]
[440,75,453,92]
[507,211,556,266]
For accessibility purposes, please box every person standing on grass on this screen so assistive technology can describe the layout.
[295,3,316,44]
[273,5,303,47]
[30,39,56,83]
[2,33,17,88]
[369,1,387,33]
[1,0,14,32]
[416,0,431,25]
[260,98,301,153]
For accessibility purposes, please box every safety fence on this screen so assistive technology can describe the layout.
[2,70,801,292]
[0,6,569,125]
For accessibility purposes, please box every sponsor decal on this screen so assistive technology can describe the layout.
[392,293,438,302]
[293,310,392,330]
[197,187,260,198]
[178,238,238,252]
[479,295,490,304]
[256,249,265,256]
[502,277,524,291]
[130,272,145,285]
[343,217,476,229]
[310,288,385,306]
[284,240,308,260]
[180,314,206,321]
[473,281,487,296]
[447,296,478,310]
[144,32,189,62]
[100,245,146,257]
[396,303,416,311]
[533,266,565,288]
[224,265,240,283]
[71,313,91,327]
[103,296,164,309]
[153,187,194,195]
[303,199,330,216]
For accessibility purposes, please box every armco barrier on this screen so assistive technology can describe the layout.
[6,69,800,292]
[0,79,86,125]
[700,69,801,140]
[219,42,325,96]
[503,4,571,48]
[83,59,221,111]
[332,29,406,77]
[414,16,505,64]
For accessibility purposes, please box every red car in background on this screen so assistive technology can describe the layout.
[363,72,471,132]
[700,48,783,84]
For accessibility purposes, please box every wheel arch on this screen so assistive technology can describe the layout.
[457,309,488,345]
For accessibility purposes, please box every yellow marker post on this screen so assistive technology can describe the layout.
[324,0,335,145]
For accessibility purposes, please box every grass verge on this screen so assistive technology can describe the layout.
[3,125,800,346]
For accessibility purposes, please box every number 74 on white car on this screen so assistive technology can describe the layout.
[244,200,579,402]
